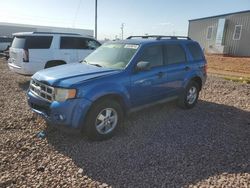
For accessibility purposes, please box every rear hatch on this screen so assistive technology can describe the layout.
[9,36,27,66]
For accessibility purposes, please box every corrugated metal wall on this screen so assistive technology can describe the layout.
[188,11,250,56]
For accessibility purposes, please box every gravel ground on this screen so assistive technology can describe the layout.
[0,58,249,188]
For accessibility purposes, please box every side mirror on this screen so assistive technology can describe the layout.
[136,61,151,71]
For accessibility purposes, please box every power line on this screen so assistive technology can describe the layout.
[73,0,82,28]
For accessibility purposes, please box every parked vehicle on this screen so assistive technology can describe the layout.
[0,37,12,52]
[8,32,101,75]
[27,35,207,140]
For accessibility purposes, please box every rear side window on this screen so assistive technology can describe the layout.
[25,36,53,49]
[139,45,163,68]
[186,43,204,61]
[60,37,100,49]
[11,36,52,49]
[164,44,186,64]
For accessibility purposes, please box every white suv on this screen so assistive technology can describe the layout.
[8,32,101,75]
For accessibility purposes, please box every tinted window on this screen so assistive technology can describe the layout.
[139,45,163,67]
[11,36,26,48]
[0,37,12,43]
[187,43,204,61]
[164,44,186,64]
[25,36,52,49]
[60,37,78,49]
[60,37,100,49]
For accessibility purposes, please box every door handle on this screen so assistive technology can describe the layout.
[184,66,191,71]
[157,72,165,78]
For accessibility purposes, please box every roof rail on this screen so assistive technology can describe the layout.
[32,32,81,35]
[127,35,191,40]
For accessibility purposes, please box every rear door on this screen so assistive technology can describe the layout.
[186,42,206,76]
[163,42,190,95]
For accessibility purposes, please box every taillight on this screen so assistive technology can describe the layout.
[23,49,29,62]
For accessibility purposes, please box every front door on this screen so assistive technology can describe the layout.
[130,44,168,107]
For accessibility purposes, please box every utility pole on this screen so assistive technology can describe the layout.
[121,23,124,40]
[95,0,97,39]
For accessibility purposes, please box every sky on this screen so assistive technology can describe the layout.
[0,0,249,40]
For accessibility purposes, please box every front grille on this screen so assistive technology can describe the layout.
[30,79,54,102]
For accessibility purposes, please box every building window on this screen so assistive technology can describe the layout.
[233,25,242,40]
[206,26,213,40]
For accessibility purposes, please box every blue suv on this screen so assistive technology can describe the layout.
[27,36,207,140]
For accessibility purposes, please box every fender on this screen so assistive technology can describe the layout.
[182,69,204,89]
[79,82,131,110]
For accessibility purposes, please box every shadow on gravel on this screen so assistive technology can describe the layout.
[46,100,250,187]
[18,80,30,91]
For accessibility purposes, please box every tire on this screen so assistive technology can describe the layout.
[45,61,66,69]
[178,81,200,109]
[84,99,123,141]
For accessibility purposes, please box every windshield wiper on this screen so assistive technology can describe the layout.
[89,63,102,67]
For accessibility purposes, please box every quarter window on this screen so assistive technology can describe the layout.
[138,45,163,68]
[207,26,213,40]
[186,43,204,61]
[164,44,186,64]
[233,25,242,40]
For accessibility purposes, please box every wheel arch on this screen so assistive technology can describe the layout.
[45,60,67,68]
[90,93,128,115]
[190,76,202,91]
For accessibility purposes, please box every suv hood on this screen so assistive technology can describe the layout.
[32,63,120,87]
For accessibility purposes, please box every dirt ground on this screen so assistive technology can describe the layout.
[0,57,250,187]
[206,55,250,78]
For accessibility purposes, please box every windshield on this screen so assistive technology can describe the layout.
[83,43,139,69]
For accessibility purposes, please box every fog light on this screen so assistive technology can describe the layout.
[55,114,65,121]
[59,115,64,121]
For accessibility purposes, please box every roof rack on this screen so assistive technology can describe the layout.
[127,35,191,40]
[32,32,81,35]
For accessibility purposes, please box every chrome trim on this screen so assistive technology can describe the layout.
[30,79,54,102]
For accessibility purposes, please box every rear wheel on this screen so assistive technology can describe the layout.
[84,99,123,141]
[178,81,200,109]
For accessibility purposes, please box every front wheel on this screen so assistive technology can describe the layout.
[178,81,200,109]
[84,99,123,140]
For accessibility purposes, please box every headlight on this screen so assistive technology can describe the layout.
[54,88,76,102]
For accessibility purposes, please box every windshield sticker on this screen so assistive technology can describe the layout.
[124,44,139,49]
[104,44,123,48]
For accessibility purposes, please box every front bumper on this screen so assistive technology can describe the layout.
[27,90,92,132]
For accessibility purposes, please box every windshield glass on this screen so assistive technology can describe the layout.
[83,43,139,69]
